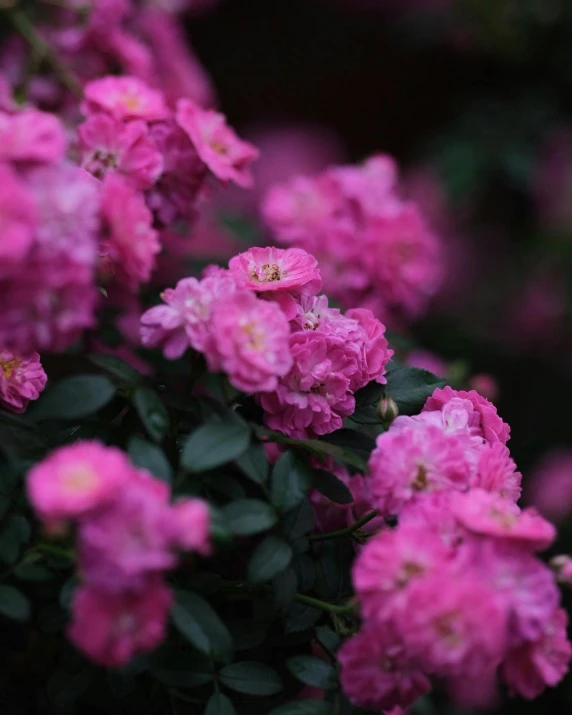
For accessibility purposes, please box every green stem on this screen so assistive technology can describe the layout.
[7,8,82,96]
[221,580,354,614]
[309,510,378,542]
[34,543,74,561]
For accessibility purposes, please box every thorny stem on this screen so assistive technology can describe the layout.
[6,7,82,97]
[309,510,378,542]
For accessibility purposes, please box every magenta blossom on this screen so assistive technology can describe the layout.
[82,75,170,121]
[176,98,259,187]
[0,350,46,413]
[0,108,66,164]
[68,580,172,668]
[228,246,321,296]
[78,113,163,189]
[0,164,37,276]
[208,290,293,393]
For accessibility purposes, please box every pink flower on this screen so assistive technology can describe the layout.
[0,350,46,413]
[78,469,176,592]
[450,489,556,551]
[27,442,129,522]
[259,332,356,438]
[362,205,442,320]
[368,423,472,516]
[0,164,37,276]
[68,580,172,668]
[353,524,450,624]
[209,290,293,393]
[395,567,507,677]
[527,449,572,524]
[78,113,163,189]
[502,608,571,699]
[423,386,510,445]
[140,271,239,359]
[0,108,66,164]
[228,246,321,296]
[26,163,100,267]
[338,625,430,712]
[100,173,160,288]
[170,498,212,556]
[345,307,393,385]
[473,443,522,502]
[176,98,259,187]
[83,75,169,121]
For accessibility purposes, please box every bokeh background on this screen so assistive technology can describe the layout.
[185,3,572,710]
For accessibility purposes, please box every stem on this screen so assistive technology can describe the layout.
[221,580,354,614]
[309,510,378,542]
[7,7,82,96]
[34,543,74,561]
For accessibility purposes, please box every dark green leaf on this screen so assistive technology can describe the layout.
[47,667,95,707]
[128,435,172,483]
[284,603,321,633]
[29,375,116,421]
[248,536,293,583]
[202,473,245,500]
[218,662,283,696]
[204,693,236,715]
[287,655,337,689]
[133,387,169,442]
[0,515,31,564]
[269,701,333,715]
[222,499,277,536]
[315,625,341,653]
[385,366,446,415]
[171,590,232,662]
[316,540,352,600]
[182,421,250,472]
[282,498,315,542]
[321,429,376,462]
[271,451,312,512]
[152,653,214,689]
[0,585,30,620]
[273,567,298,610]
[292,554,315,592]
[228,617,271,651]
[88,353,142,385]
[236,444,269,484]
[14,563,54,582]
[312,470,353,505]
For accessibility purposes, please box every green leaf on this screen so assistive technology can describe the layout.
[127,435,172,483]
[284,603,321,633]
[248,536,293,583]
[316,540,352,600]
[271,451,312,512]
[152,653,214,689]
[182,421,250,472]
[269,701,333,715]
[321,429,376,463]
[218,661,283,696]
[312,470,353,505]
[282,498,315,542]
[204,693,236,715]
[88,353,142,385]
[315,625,341,653]
[385,366,446,415]
[171,590,232,662]
[286,655,337,689]
[0,515,31,564]
[29,375,116,421]
[47,667,95,707]
[14,563,54,582]
[222,499,277,536]
[0,585,30,620]
[133,387,169,442]
[273,567,298,610]
[236,444,269,484]
[352,382,384,425]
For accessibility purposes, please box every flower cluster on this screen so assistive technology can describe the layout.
[141,246,393,437]
[27,441,210,667]
[0,75,257,359]
[261,155,443,325]
[341,387,571,712]
[0,350,46,414]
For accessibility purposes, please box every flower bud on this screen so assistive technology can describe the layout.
[377,395,399,424]
[550,555,572,586]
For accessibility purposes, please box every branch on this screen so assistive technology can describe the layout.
[309,510,378,542]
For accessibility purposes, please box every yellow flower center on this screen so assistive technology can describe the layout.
[62,466,98,494]
[242,322,265,351]
[412,465,429,491]
[0,358,20,379]
[120,93,141,111]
